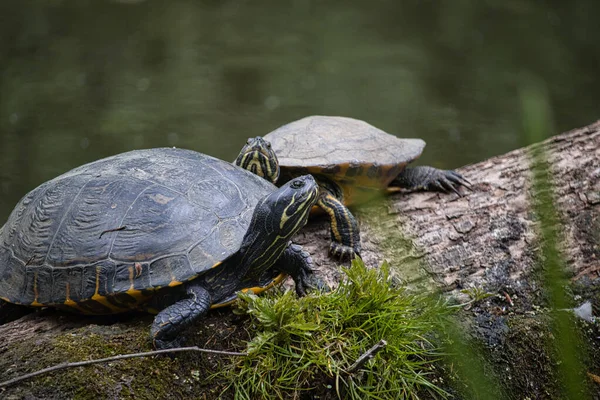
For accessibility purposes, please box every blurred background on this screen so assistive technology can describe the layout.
[1,0,599,221]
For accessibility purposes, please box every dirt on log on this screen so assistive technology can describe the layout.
[0,121,599,399]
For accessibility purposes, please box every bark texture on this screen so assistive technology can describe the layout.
[395,120,599,291]
[1,121,599,399]
[296,121,599,294]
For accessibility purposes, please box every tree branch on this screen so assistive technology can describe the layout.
[347,339,387,373]
[0,346,247,389]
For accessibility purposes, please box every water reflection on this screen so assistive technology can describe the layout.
[1,0,599,220]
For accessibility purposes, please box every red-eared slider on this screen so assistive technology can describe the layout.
[0,148,318,349]
[235,115,470,259]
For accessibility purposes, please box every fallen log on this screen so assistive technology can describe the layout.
[1,121,598,399]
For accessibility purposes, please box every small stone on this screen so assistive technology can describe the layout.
[447,230,462,241]
[584,191,600,205]
[452,218,475,234]
[572,301,594,322]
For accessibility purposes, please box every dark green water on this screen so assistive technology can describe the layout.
[1,0,599,221]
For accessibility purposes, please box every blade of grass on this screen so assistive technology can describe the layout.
[520,77,590,399]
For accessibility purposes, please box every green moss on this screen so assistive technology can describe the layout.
[356,202,438,292]
[213,259,450,399]
[0,316,237,399]
[46,324,172,399]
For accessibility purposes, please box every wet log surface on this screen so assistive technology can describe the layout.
[1,121,599,399]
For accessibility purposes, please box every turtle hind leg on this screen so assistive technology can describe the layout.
[0,300,32,324]
[317,189,361,261]
[150,283,211,350]
[390,166,471,196]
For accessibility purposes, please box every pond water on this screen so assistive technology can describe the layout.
[1,0,599,220]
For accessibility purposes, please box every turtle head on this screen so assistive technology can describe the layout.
[255,174,319,239]
[234,137,280,184]
[238,174,318,274]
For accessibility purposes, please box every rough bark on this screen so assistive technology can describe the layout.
[298,121,599,295]
[1,121,599,399]
[403,121,599,291]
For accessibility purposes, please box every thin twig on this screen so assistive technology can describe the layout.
[347,339,387,374]
[0,346,247,389]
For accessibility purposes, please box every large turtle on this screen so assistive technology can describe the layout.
[235,115,470,259]
[0,147,319,349]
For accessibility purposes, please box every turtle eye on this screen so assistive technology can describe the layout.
[266,142,272,148]
[246,138,253,144]
[290,180,305,189]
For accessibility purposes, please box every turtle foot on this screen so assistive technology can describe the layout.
[329,242,360,261]
[153,336,186,351]
[393,166,471,196]
[425,169,472,195]
[275,243,315,297]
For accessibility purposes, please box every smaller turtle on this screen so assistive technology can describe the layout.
[235,116,471,260]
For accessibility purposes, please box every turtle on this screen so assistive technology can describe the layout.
[0,147,319,349]
[235,115,471,260]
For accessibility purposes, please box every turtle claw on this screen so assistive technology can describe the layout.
[329,242,360,261]
[424,169,471,195]
[393,166,471,195]
[433,176,461,196]
[446,170,472,190]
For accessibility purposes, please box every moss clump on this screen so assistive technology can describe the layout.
[214,258,450,399]
[47,322,176,399]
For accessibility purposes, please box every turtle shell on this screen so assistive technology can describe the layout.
[0,148,275,314]
[264,115,426,190]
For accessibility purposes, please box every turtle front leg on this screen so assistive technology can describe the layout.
[317,189,361,260]
[390,166,471,195]
[150,283,212,349]
[273,243,314,296]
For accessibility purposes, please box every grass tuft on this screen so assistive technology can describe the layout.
[215,259,450,399]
